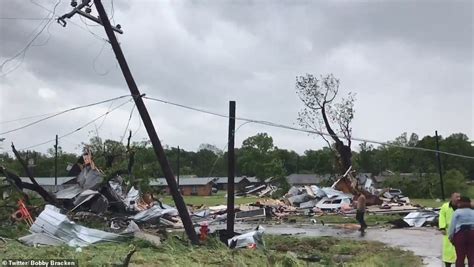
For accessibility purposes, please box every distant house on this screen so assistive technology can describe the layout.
[150,177,217,196]
[286,174,333,186]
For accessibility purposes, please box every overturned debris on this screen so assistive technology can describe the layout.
[19,205,136,247]
[228,225,265,249]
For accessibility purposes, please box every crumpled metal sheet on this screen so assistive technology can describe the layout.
[309,185,326,198]
[76,166,103,190]
[70,190,108,213]
[124,186,140,211]
[193,209,211,218]
[299,199,319,209]
[321,188,345,199]
[18,233,64,246]
[55,184,83,200]
[403,211,438,227]
[287,186,301,197]
[288,193,310,205]
[55,167,104,200]
[131,205,178,223]
[228,225,265,249]
[21,205,130,247]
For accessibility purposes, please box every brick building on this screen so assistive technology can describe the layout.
[150,177,217,196]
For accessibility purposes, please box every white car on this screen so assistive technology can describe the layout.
[315,196,352,211]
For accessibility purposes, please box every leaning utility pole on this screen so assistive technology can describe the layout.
[435,131,445,201]
[59,0,198,244]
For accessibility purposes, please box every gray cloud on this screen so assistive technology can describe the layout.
[0,0,472,155]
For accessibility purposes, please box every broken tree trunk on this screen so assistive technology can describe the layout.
[320,103,352,173]
[11,144,57,204]
[127,130,135,187]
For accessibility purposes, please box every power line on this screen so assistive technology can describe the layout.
[91,39,116,76]
[0,0,61,77]
[143,96,474,160]
[0,95,131,135]
[18,98,133,150]
[0,18,51,20]
[0,112,59,125]
[119,104,136,144]
[29,0,107,41]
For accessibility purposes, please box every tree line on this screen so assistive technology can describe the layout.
[1,131,473,181]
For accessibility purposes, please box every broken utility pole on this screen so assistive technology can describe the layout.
[58,0,198,244]
[227,101,236,236]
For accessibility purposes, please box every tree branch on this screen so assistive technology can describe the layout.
[321,103,343,145]
[0,166,30,204]
[11,143,57,204]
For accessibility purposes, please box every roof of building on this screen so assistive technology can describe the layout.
[19,177,76,186]
[286,174,333,185]
[150,177,216,186]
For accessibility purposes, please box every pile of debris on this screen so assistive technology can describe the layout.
[237,184,278,197]
[283,185,353,213]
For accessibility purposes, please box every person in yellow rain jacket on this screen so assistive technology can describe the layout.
[439,192,460,267]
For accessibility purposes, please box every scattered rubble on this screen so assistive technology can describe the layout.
[19,205,136,247]
[228,225,265,249]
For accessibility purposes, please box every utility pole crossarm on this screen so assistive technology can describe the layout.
[57,0,123,34]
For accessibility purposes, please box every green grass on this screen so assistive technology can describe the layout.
[286,214,403,226]
[411,199,443,208]
[0,234,422,267]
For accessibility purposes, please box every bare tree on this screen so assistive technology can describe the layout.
[296,74,355,173]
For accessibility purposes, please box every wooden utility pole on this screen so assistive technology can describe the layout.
[435,130,445,201]
[177,146,180,187]
[92,0,198,244]
[226,101,236,236]
[54,134,58,187]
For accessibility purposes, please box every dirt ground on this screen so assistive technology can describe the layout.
[233,223,442,266]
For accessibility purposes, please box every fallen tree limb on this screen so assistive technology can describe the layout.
[10,143,57,204]
[0,166,31,204]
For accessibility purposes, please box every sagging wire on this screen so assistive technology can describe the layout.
[0,95,131,135]
[0,0,61,77]
[18,98,133,150]
[143,96,474,160]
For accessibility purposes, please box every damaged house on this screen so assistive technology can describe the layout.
[215,176,261,191]
[150,177,217,196]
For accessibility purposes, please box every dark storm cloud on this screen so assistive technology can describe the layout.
[0,0,472,154]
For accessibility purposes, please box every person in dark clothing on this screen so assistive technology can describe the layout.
[449,196,474,267]
[354,193,367,235]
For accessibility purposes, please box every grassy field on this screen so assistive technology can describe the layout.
[411,199,443,208]
[0,234,422,266]
[286,214,403,226]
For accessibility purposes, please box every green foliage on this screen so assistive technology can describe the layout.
[382,169,468,199]
[2,131,473,196]
[0,234,422,267]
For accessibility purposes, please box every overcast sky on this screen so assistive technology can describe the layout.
[0,0,473,155]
